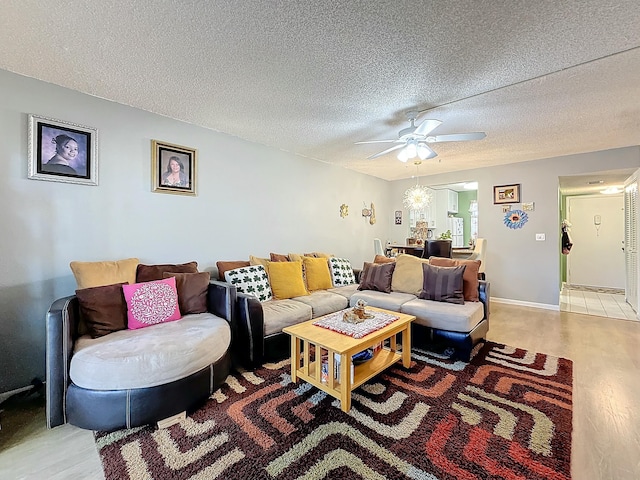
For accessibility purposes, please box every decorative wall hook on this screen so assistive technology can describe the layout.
[339,204,349,218]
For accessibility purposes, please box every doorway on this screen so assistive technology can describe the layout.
[566,194,624,289]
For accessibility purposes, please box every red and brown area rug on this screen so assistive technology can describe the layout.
[95,342,573,479]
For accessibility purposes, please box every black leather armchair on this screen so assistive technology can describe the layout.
[46,280,235,431]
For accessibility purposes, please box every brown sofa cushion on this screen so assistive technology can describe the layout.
[216,260,250,281]
[373,255,395,264]
[136,261,198,283]
[429,257,481,302]
[419,264,466,305]
[269,253,290,262]
[75,283,128,338]
[163,271,210,314]
[358,262,395,293]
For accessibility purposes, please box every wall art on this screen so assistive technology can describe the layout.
[493,184,521,204]
[152,140,197,196]
[504,209,528,229]
[28,114,98,186]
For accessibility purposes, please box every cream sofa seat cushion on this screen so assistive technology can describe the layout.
[327,284,359,299]
[262,299,313,336]
[291,291,348,318]
[70,312,230,390]
[390,254,430,296]
[400,299,484,333]
[349,290,417,312]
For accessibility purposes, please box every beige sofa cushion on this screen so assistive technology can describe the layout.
[262,299,313,336]
[70,258,139,289]
[70,312,230,390]
[349,290,417,312]
[390,254,430,296]
[292,291,348,318]
[400,298,484,333]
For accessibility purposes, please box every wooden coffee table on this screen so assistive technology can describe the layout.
[283,307,415,412]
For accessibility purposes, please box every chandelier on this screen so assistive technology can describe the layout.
[403,161,431,210]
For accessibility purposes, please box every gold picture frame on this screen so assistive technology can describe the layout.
[152,140,197,196]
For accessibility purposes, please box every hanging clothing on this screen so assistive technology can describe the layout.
[562,225,573,255]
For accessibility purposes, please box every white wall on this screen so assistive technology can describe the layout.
[390,148,640,307]
[0,69,392,393]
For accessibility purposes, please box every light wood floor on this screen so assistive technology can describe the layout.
[1,303,639,480]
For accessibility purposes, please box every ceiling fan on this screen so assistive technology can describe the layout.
[356,111,486,162]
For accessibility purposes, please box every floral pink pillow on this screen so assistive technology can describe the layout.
[122,277,181,330]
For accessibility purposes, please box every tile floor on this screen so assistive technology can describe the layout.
[560,284,638,320]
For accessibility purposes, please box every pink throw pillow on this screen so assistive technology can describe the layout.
[123,277,181,330]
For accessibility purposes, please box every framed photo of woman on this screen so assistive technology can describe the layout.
[28,114,98,186]
[152,140,197,196]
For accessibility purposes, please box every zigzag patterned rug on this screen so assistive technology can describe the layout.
[95,342,573,479]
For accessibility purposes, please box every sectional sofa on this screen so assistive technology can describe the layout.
[220,253,489,368]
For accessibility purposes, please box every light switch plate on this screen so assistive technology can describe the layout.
[535,233,546,241]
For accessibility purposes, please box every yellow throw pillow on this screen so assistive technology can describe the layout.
[390,254,430,296]
[302,256,333,291]
[70,258,140,290]
[268,260,309,299]
[249,255,270,267]
[312,252,335,259]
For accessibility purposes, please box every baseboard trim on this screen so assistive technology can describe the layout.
[491,297,560,311]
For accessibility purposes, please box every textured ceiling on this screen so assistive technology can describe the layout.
[1,0,640,182]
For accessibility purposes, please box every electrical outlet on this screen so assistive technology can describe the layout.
[535,233,546,241]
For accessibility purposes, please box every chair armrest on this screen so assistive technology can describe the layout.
[45,295,79,429]
[479,280,490,322]
[207,280,236,323]
[235,292,265,369]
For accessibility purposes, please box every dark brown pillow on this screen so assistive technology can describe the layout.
[429,257,480,302]
[358,262,396,293]
[163,271,210,314]
[373,254,395,264]
[419,263,466,304]
[136,261,198,283]
[75,283,128,338]
[269,253,290,262]
[216,260,250,281]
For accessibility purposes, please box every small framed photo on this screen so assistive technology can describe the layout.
[394,210,402,225]
[28,114,98,185]
[502,205,512,213]
[152,140,197,196]
[493,184,521,204]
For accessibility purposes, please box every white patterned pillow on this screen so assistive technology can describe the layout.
[224,265,273,302]
[328,257,356,286]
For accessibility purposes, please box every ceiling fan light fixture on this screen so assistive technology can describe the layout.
[417,143,430,160]
[397,148,410,162]
[406,142,417,159]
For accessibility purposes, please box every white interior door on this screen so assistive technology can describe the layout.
[567,194,625,289]
[624,173,639,312]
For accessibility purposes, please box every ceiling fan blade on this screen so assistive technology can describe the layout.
[355,139,398,144]
[367,144,406,160]
[417,143,437,160]
[414,119,442,136]
[426,132,487,143]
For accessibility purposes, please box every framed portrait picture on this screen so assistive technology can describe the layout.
[493,184,521,204]
[151,140,197,196]
[28,114,98,186]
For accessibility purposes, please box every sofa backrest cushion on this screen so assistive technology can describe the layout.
[216,260,250,281]
[373,255,395,264]
[302,256,333,291]
[70,257,139,289]
[224,265,273,302]
[429,257,481,302]
[268,260,309,299]
[358,262,395,293]
[419,263,466,304]
[75,282,128,338]
[136,261,198,283]
[270,253,290,262]
[163,271,210,314]
[390,254,430,296]
[249,255,270,267]
[328,257,357,286]
[123,277,182,330]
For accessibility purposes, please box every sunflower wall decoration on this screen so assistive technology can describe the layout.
[504,209,528,229]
